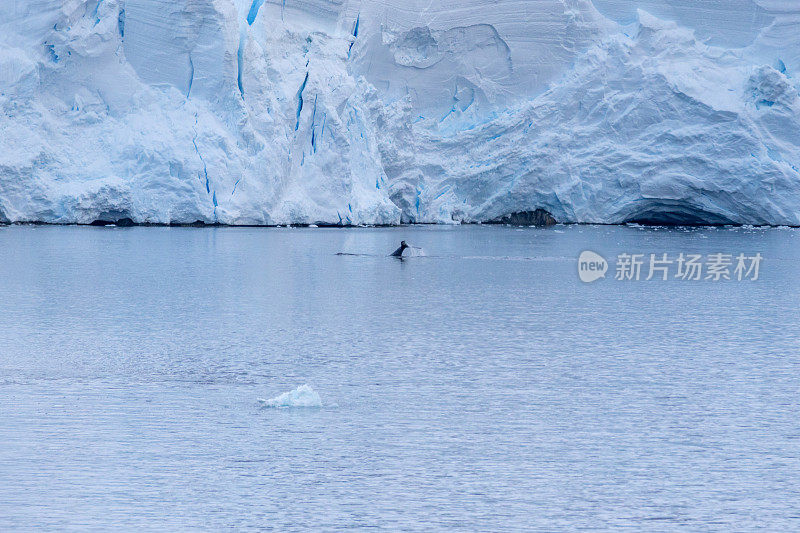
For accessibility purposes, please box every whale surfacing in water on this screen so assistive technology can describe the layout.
[390,241,409,257]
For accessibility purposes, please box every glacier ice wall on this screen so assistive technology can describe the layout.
[0,0,397,224]
[0,0,799,225]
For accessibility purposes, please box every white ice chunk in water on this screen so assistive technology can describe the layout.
[259,384,322,408]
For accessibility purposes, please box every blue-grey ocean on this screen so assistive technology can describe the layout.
[1,225,798,531]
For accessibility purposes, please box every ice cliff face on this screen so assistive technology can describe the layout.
[1,1,799,225]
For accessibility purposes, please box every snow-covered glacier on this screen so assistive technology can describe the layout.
[1,0,799,225]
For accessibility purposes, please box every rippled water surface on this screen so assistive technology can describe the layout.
[1,225,799,530]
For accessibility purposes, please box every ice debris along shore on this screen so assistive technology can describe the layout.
[1,1,800,226]
[259,385,322,408]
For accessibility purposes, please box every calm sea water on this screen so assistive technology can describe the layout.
[1,224,799,531]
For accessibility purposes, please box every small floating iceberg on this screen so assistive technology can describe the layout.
[258,384,322,408]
